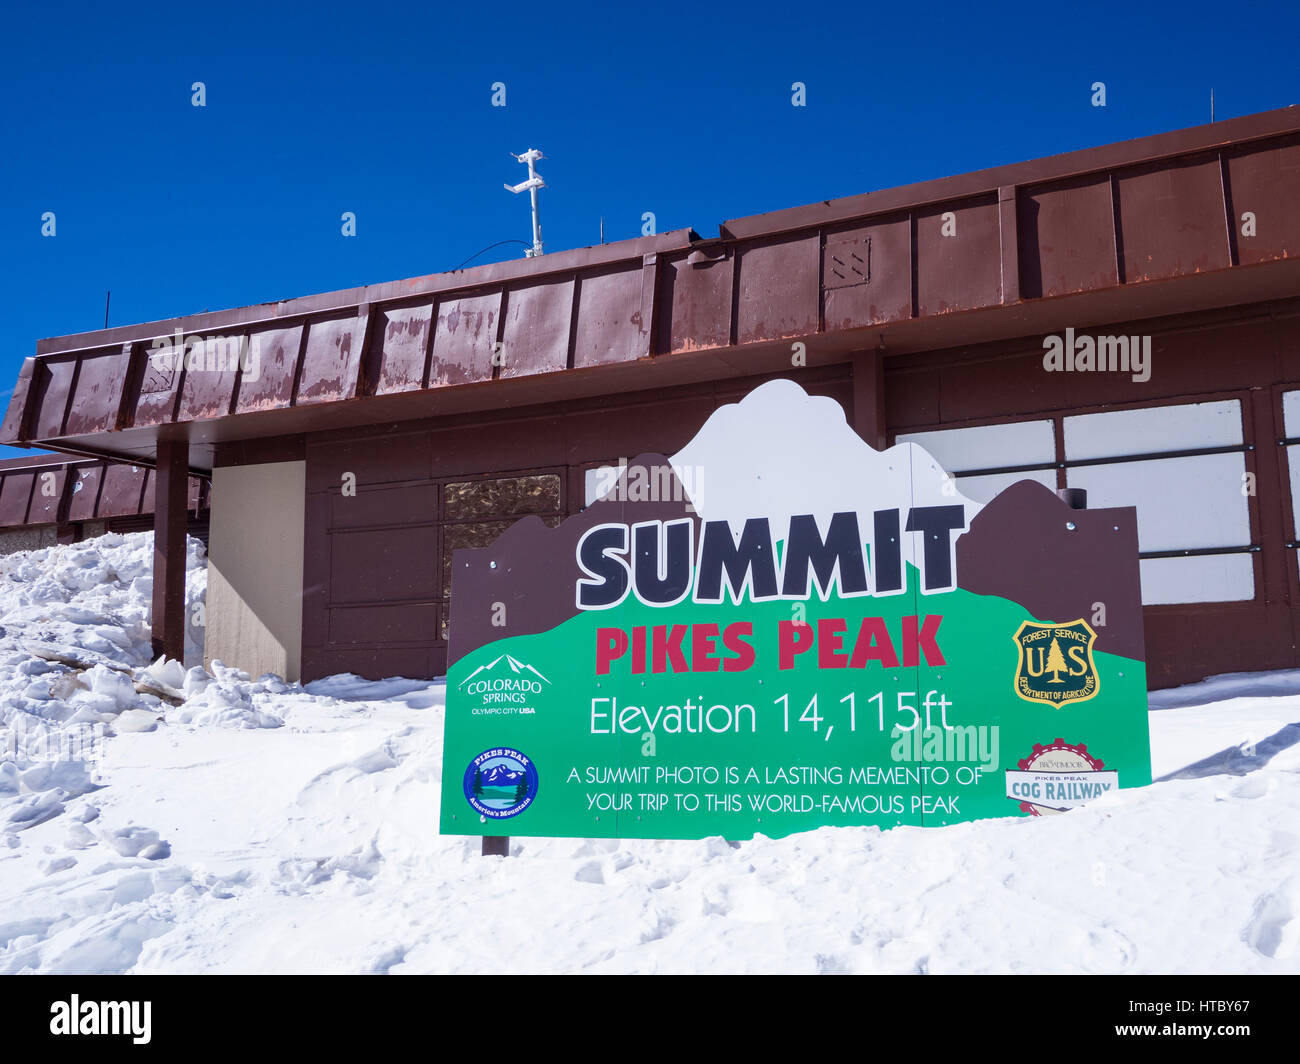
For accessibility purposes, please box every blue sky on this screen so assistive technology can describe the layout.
[2,0,1297,459]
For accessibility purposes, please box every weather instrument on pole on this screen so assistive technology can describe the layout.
[504,148,545,258]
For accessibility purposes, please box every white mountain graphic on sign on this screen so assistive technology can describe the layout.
[668,378,982,588]
[457,653,551,688]
[482,763,525,786]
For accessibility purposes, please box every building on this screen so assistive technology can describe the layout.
[0,453,208,555]
[3,107,1299,688]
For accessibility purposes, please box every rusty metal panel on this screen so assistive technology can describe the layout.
[499,278,573,379]
[66,463,104,521]
[1018,175,1118,299]
[0,472,35,525]
[32,358,77,439]
[429,292,500,386]
[174,334,243,421]
[372,302,433,395]
[26,466,66,524]
[64,346,130,435]
[823,234,870,289]
[134,344,183,427]
[734,233,820,344]
[664,249,732,353]
[573,264,646,368]
[915,196,1002,315]
[1226,133,1300,266]
[822,216,912,330]
[297,314,364,405]
[0,359,35,444]
[97,463,147,518]
[236,323,304,413]
[1116,154,1230,282]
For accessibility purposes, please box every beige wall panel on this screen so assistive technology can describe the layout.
[206,461,305,681]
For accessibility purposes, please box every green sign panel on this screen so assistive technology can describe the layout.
[440,381,1151,840]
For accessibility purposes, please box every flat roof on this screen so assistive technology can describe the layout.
[6,105,1300,470]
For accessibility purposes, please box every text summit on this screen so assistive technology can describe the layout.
[575,506,968,609]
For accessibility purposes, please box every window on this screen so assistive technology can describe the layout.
[1063,401,1253,605]
[439,473,564,639]
[896,420,1056,504]
[898,399,1256,606]
[1280,390,1300,589]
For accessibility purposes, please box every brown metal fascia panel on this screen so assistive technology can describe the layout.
[0,453,95,473]
[571,262,648,368]
[25,465,67,525]
[26,253,1300,470]
[11,109,1300,462]
[32,229,699,358]
[66,462,105,522]
[998,186,1021,305]
[0,358,36,445]
[0,471,36,526]
[719,106,1300,242]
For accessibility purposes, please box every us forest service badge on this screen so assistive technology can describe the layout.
[1012,618,1100,706]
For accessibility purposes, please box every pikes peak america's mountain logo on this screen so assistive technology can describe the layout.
[463,747,539,819]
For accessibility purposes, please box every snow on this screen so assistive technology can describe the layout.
[1,531,1298,973]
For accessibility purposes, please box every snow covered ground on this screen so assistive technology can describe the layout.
[0,532,1296,974]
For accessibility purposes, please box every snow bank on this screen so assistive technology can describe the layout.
[0,531,1297,973]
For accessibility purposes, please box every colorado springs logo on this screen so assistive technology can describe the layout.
[463,747,539,819]
[457,653,550,716]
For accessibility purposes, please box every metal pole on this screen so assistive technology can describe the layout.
[504,149,545,258]
[529,178,541,256]
[482,836,509,857]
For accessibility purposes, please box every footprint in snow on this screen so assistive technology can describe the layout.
[1244,883,1297,960]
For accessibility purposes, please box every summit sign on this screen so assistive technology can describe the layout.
[439,380,1152,840]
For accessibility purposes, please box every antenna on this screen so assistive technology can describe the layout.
[504,148,545,258]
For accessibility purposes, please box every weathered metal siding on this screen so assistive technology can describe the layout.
[1225,131,1300,265]
[1017,175,1118,299]
[10,109,1300,458]
[0,456,208,531]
